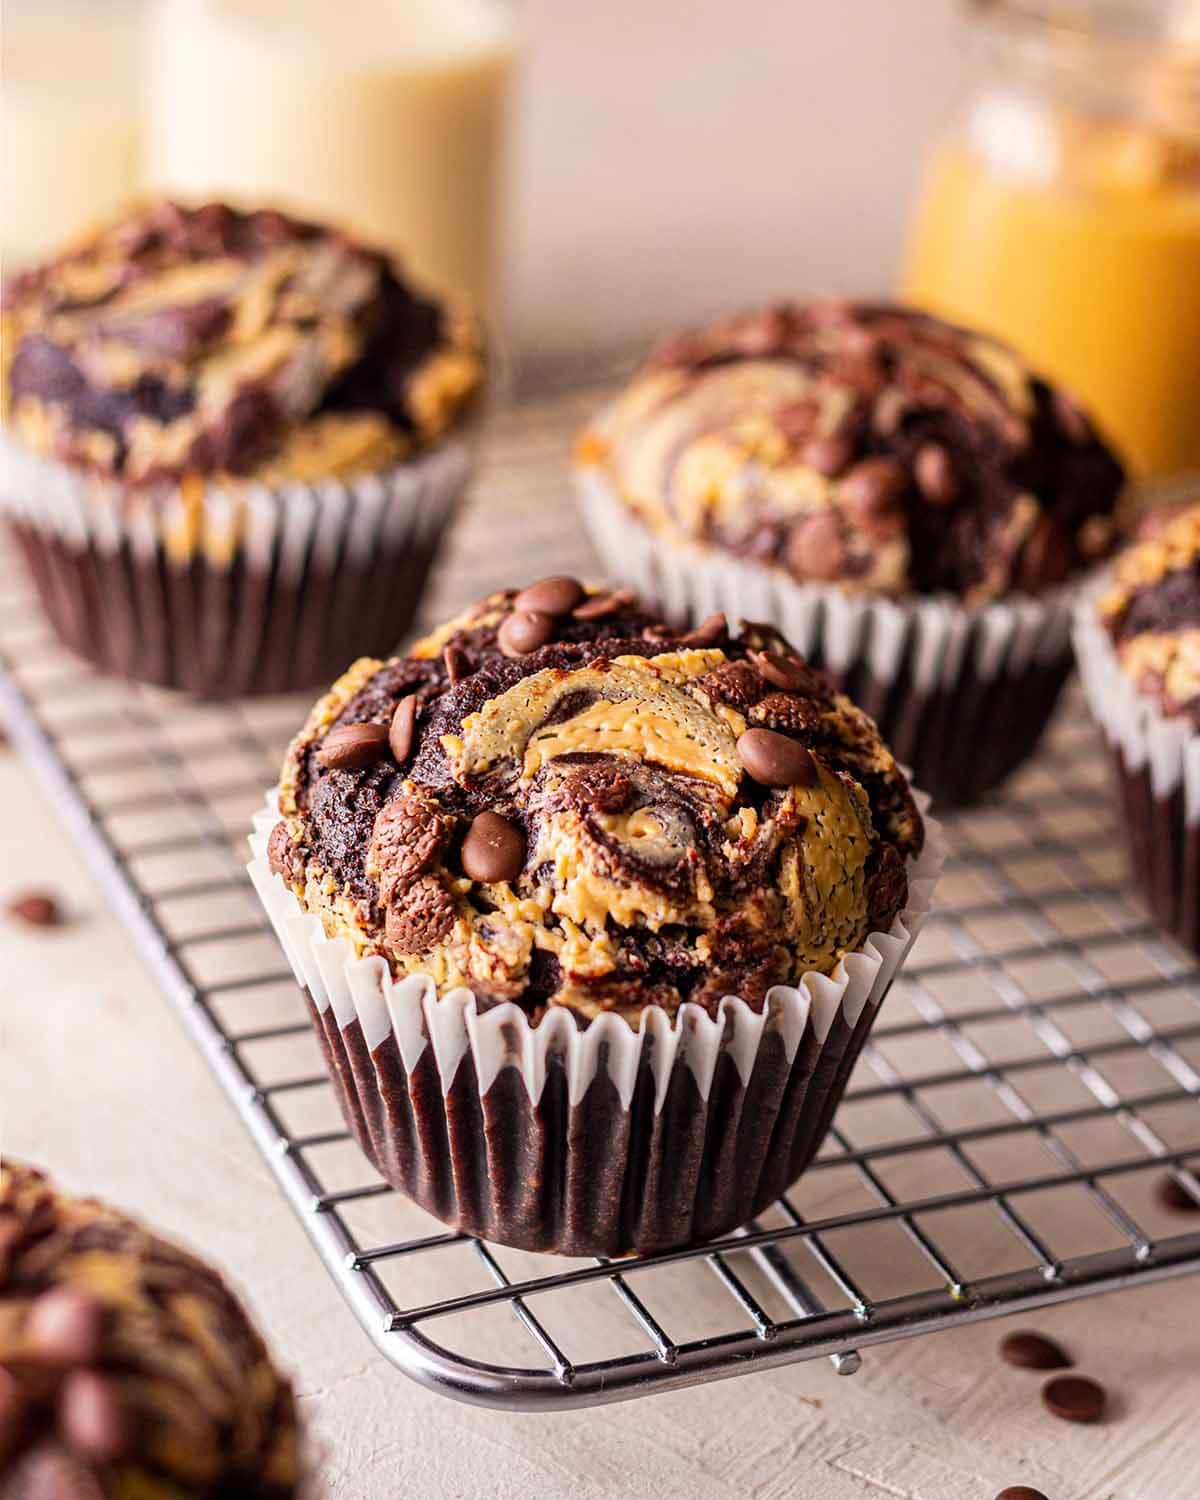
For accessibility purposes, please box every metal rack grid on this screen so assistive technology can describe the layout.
[2,382,1199,1412]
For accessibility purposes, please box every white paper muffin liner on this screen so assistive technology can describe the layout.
[247,789,943,1255]
[0,429,474,698]
[576,463,1081,806]
[1074,587,1200,951]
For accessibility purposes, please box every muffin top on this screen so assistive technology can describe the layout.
[0,1161,301,1498]
[580,301,1124,606]
[1,199,483,487]
[272,579,924,1022]
[1100,501,1200,723]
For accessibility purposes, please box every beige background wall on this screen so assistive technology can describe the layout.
[506,0,969,362]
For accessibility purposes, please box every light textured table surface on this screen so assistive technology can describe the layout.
[4,407,1200,1499]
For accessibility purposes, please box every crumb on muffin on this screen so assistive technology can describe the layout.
[578,301,1124,606]
[271,579,924,1023]
[1,198,483,487]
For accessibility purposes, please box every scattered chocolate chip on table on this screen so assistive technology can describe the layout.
[6,890,63,927]
[1042,1374,1107,1424]
[998,1330,1072,1371]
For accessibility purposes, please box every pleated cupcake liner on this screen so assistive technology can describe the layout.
[1074,594,1200,955]
[0,431,474,698]
[248,791,943,1257]
[575,464,1080,807]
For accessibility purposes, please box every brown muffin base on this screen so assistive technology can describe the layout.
[827,653,1073,809]
[1110,747,1200,956]
[9,513,449,699]
[302,986,886,1257]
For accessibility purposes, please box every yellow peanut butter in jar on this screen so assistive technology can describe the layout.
[902,0,1200,489]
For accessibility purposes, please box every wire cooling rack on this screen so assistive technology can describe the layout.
[2,383,1200,1412]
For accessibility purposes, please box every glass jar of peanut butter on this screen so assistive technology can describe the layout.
[902,0,1200,492]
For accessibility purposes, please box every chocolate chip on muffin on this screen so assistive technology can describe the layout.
[272,582,923,1021]
[0,1161,302,1496]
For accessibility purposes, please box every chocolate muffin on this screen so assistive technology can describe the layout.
[1,198,483,697]
[0,1161,302,1497]
[251,579,941,1254]
[1076,503,1200,953]
[576,300,1126,804]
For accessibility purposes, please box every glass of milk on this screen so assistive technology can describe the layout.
[3,0,147,268]
[147,0,516,313]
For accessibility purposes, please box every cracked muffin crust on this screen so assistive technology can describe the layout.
[1,198,482,487]
[579,301,1124,605]
[1100,501,1200,723]
[272,581,924,1022]
[0,1161,301,1498]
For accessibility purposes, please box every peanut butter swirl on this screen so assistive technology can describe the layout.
[1100,501,1200,723]
[579,301,1124,605]
[0,1161,302,1498]
[1,199,483,486]
[273,583,923,1022]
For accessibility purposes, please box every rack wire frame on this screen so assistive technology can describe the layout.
[3,385,1200,1411]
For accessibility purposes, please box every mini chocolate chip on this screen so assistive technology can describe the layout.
[1053,389,1092,444]
[802,433,855,477]
[7,891,62,927]
[733,307,790,356]
[737,728,817,788]
[748,649,811,693]
[316,721,389,771]
[58,1371,131,1462]
[1157,1170,1200,1213]
[27,1288,106,1365]
[841,322,882,359]
[914,442,959,505]
[389,695,418,764]
[514,576,585,616]
[786,511,846,581]
[498,609,557,658]
[573,588,637,621]
[996,1488,1050,1500]
[839,456,907,517]
[442,645,471,684]
[999,1330,1072,1371]
[461,811,526,884]
[774,398,820,443]
[678,612,727,648]
[1041,1374,1105,1424]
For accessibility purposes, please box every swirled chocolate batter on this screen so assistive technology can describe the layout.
[272,582,923,1021]
[579,301,1124,605]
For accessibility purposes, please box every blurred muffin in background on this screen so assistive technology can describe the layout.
[1075,503,1200,955]
[0,1160,303,1497]
[1,198,484,697]
[576,300,1125,804]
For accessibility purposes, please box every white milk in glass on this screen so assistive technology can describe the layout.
[3,0,146,267]
[147,0,515,311]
